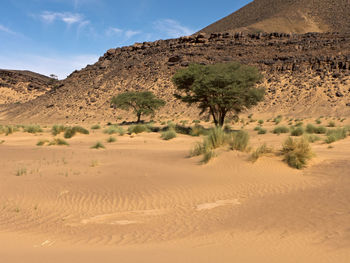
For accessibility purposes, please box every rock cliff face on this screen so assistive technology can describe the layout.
[0,70,56,105]
[200,0,350,34]
[2,32,350,123]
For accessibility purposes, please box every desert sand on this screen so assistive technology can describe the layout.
[0,120,350,263]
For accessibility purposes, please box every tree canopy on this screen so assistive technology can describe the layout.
[172,62,264,126]
[111,91,165,123]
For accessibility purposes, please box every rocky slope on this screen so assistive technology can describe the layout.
[1,32,350,123]
[0,70,57,105]
[200,0,350,34]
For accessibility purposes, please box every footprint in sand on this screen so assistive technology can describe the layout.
[196,199,241,211]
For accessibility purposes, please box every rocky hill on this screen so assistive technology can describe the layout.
[1,32,350,124]
[0,70,57,105]
[200,0,350,34]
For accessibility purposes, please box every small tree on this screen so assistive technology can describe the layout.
[111,91,165,123]
[172,62,264,126]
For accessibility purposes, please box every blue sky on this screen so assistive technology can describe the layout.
[0,0,251,79]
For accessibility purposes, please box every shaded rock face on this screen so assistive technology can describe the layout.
[2,31,350,123]
[200,0,350,34]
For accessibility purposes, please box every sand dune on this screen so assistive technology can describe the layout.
[0,125,350,262]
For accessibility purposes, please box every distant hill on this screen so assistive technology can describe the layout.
[0,70,57,105]
[200,0,350,34]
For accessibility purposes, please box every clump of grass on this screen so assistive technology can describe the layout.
[161,129,177,140]
[91,141,105,149]
[295,121,304,127]
[282,137,313,169]
[273,126,289,135]
[291,126,304,136]
[106,136,117,143]
[228,130,249,151]
[305,134,321,143]
[306,124,327,134]
[2,125,18,136]
[257,128,267,134]
[64,126,89,139]
[103,125,125,135]
[49,138,69,146]
[325,128,347,144]
[273,115,283,125]
[36,139,49,146]
[201,150,217,164]
[23,125,43,134]
[258,119,264,125]
[51,125,67,136]
[128,124,149,134]
[327,121,336,127]
[315,119,322,124]
[250,144,273,163]
[16,167,27,176]
[91,124,101,130]
[192,120,201,124]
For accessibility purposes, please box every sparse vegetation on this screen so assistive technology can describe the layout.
[257,128,267,134]
[305,134,321,143]
[282,137,313,169]
[91,142,105,149]
[273,126,289,135]
[64,126,89,139]
[201,150,217,164]
[161,129,177,140]
[325,128,347,144]
[49,138,69,146]
[23,125,43,134]
[103,125,125,135]
[273,115,283,125]
[250,144,273,163]
[291,126,304,136]
[327,121,336,127]
[106,136,117,143]
[36,139,49,146]
[91,124,101,130]
[16,167,27,176]
[128,124,149,134]
[51,125,67,136]
[228,130,249,151]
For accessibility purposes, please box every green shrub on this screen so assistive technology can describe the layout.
[201,150,216,164]
[282,137,313,169]
[36,139,49,146]
[0,125,18,136]
[305,134,321,143]
[315,119,322,124]
[258,128,267,134]
[250,143,273,163]
[91,124,101,130]
[314,126,327,134]
[106,136,117,143]
[258,119,264,125]
[91,142,105,149]
[228,130,249,151]
[128,124,149,134]
[23,125,43,134]
[291,127,304,136]
[273,126,289,135]
[49,138,69,146]
[325,128,347,144]
[328,121,336,127]
[192,120,200,124]
[161,129,177,140]
[273,115,283,125]
[51,125,67,136]
[295,121,304,127]
[254,126,261,131]
[205,127,227,150]
[103,125,125,135]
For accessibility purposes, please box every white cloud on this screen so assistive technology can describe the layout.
[153,19,194,38]
[39,11,89,27]
[105,27,140,39]
[0,53,99,79]
[125,30,140,39]
[106,27,123,37]
[0,24,18,35]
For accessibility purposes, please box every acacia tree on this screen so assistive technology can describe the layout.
[111,91,165,123]
[172,62,264,126]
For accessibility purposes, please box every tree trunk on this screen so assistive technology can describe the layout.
[137,113,141,123]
